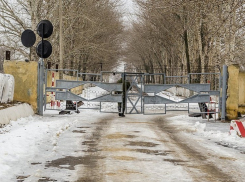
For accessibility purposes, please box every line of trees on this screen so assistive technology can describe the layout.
[124,0,245,76]
[1,0,244,77]
[0,0,124,73]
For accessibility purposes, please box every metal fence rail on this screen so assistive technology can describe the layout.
[37,64,225,120]
[143,72,221,119]
[44,69,123,112]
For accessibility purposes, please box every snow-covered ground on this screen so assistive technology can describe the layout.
[172,114,245,152]
[0,109,245,181]
[0,109,111,182]
[1,83,245,181]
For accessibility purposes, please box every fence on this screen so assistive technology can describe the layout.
[142,72,221,119]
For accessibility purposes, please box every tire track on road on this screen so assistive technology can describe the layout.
[44,115,113,182]
[76,115,113,182]
[152,116,236,182]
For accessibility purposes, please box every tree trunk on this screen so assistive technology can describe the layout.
[184,30,190,74]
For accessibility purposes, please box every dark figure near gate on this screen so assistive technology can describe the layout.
[115,73,131,117]
[198,102,213,119]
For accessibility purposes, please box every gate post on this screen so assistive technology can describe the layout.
[37,58,44,116]
[221,65,228,121]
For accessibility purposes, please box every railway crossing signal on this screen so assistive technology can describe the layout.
[21,20,53,59]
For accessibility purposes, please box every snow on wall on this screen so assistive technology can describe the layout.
[0,73,15,103]
[0,103,34,125]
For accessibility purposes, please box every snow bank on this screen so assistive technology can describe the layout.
[0,103,34,125]
[0,73,15,103]
[194,121,206,132]
[0,114,79,182]
[171,115,245,151]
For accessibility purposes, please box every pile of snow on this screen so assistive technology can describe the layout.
[194,121,206,132]
[171,115,245,151]
[0,103,34,125]
[0,73,15,103]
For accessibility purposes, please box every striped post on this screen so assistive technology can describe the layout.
[230,120,245,137]
[51,72,55,109]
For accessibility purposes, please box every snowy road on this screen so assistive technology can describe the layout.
[1,110,245,182]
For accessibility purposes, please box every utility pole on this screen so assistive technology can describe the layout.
[59,0,64,79]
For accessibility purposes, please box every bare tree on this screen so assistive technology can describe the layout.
[0,0,124,74]
[124,0,245,79]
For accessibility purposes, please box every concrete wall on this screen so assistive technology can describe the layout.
[226,65,239,120]
[0,103,34,125]
[238,72,245,114]
[3,60,38,112]
[226,64,245,120]
[3,61,84,113]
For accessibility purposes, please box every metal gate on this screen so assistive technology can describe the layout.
[125,73,144,114]
[37,62,124,115]
[122,72,222,118]
[143,73,221,118]
[37,60,228,120]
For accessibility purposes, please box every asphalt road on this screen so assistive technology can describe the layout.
[20,112,244,182]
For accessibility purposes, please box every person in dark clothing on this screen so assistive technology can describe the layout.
[198,102,212,119]
[116,73,131,117]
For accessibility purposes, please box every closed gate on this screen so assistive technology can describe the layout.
[39,67,124,114]
[143,73,221,118]
[37,60,227,120]
[123,72,221,118]
[125,73,144,114]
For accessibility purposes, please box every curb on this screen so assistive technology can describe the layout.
[0,103,34,125]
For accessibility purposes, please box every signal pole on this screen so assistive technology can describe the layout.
[59,0,64,79]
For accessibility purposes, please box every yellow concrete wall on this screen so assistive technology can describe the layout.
[226,65,245,118]
[3,60,38,112]
[3,61,84,112]
[238,72,245,114]
[226,64,239,120]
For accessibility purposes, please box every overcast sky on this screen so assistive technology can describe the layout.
[120,0,138,26]
[123,0,135,13]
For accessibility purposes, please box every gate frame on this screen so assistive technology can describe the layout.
[37,58,44,116]
[124,72,144,114]
[39,69,123,114]
[142,72,223,118]
[37,64,228,118]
